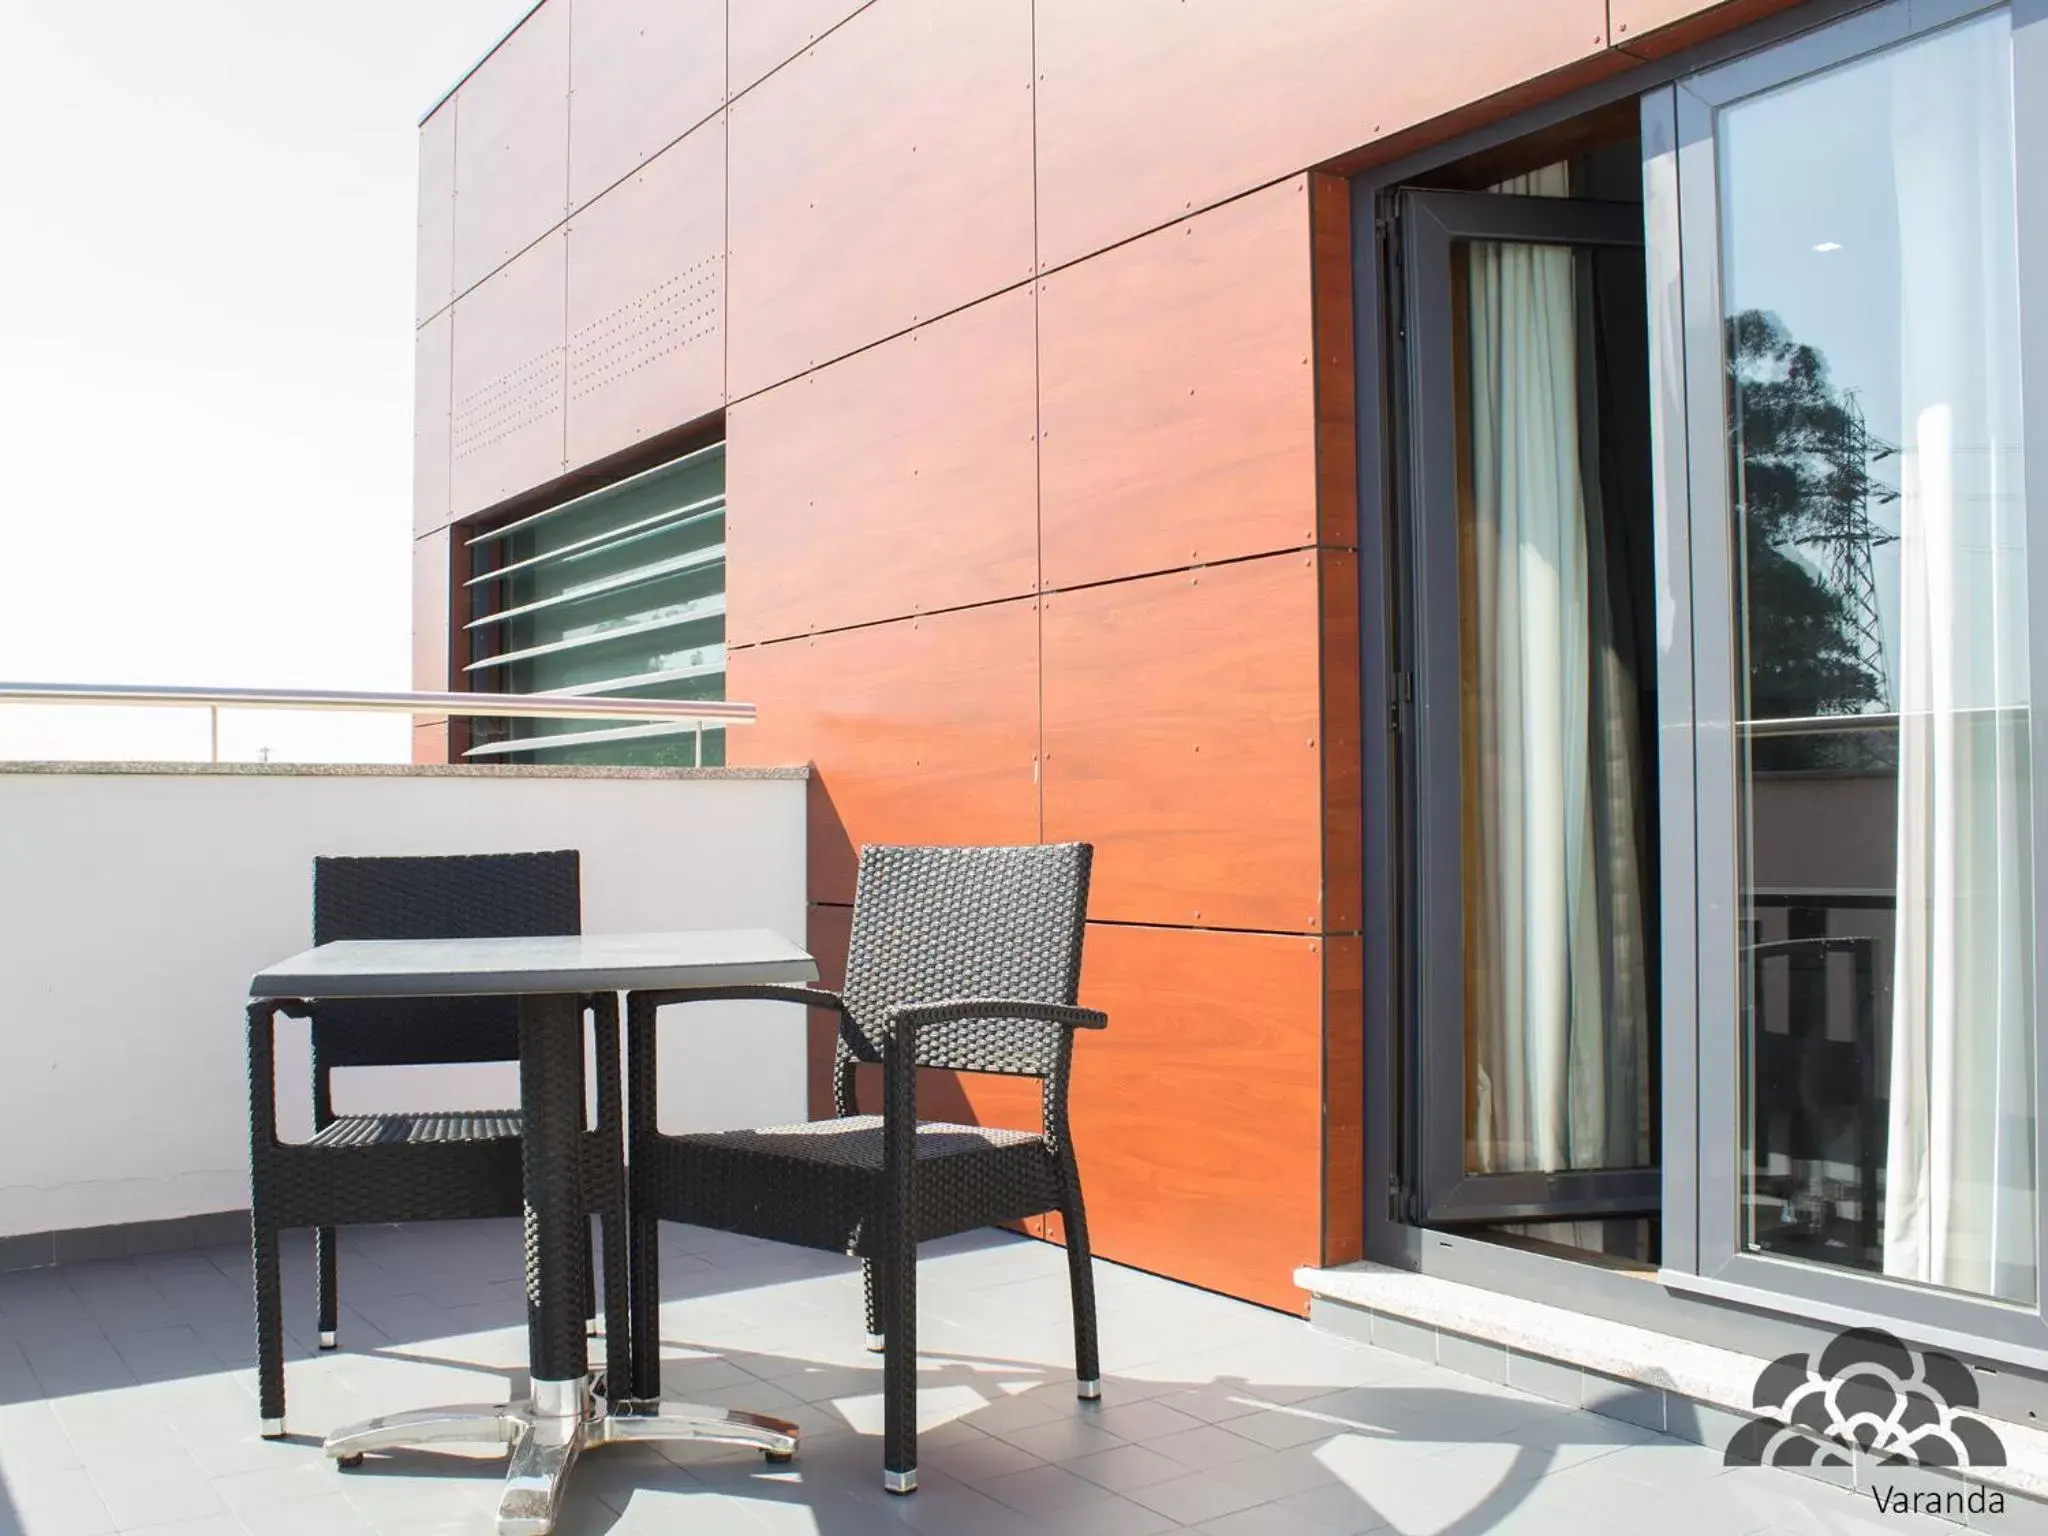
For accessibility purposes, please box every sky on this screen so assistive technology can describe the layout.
[0,0,534,762]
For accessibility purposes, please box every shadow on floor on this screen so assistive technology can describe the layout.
[0,1222,1842,1536]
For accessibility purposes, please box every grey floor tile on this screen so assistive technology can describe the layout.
[1148,1423,1278,1470]
[975,1463,1181,1535]
[22,1333,138,1399]
[0,1399,82,1475]
[233,1492,378,1534]
[883,1475,1048,1536]
[81,1449,228,1531]
[1084,1395,1210,1444]
[66,1263,183,1335]
[4,1466,117,1535]
[1972,1489,2048,1535]
[1219,1405,1356,1451]
[1589,1432,1740,1490]
[0,1226,1907,1536]
[107,1328,225,1384]
[1125,1446,1340,1526]
[1061,1441,1189,1493]
[209,1460,348,1520]
[1149,1383,1270,1425]
[950,1387,1071,1437]
[1194,1481,1392,1536]
[50,1390,180,1471]
[986,1413,1128,1462]
[920,1430,1046,1485]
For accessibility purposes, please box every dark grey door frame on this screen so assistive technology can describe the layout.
[1398,189,1656,1227]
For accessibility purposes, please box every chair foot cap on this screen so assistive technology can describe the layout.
[318,1331,337,1350]
[337,1453,364,1470]
[765,1450,795,1465]
[1077,1378,1101,1401]
[261,1419,286,1440]
[865,1333,886,1354]
[883,1470,917,1495]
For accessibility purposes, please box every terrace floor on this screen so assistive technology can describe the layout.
[0,1221,1936,1536]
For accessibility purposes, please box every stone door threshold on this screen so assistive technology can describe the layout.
[1298,1261,2048,1517]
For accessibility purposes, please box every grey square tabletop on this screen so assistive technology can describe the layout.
[249,928,817,1000]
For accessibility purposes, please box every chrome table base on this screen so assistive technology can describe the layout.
[323,1375,799,1536]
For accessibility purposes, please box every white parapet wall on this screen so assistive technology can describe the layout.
[0,763,809,1238]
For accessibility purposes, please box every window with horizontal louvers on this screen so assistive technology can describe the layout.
[462,441,725,765]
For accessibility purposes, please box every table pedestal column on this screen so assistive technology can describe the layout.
[320,993,799,1536]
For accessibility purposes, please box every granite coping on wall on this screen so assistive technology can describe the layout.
[1298,1260,2048,1504]
[0,761,810,780]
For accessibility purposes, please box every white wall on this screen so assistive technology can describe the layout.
[0,766,808,1237]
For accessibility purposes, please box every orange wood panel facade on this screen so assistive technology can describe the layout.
[450,0,569,298]
[1309,173,1359,551]
[1032,0,1608,271]
[727,286,1038,646]
[1038,181,1321,591]
[413,0,1822,1312]
[1042,556,1326,934]
[1320,935,1366,1268]
[1611,0,1810,56]
[725,0,1034,398]
[564,117,726,469]
[727,600,1042,905]
[566,0,725,212]
[727,0,871,97]
[449,230,566,519]
[1064,923,1326,1313]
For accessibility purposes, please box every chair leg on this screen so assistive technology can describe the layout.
[627,1212,661,1404]
[880,1252,918,1493]
[253,1223,286,1436]
[861,1259,884,1352]
[1060,1196,1102,1399]
[583,1221,599,1336]
[314,1227,339,1349]
[599,1197,631,1393]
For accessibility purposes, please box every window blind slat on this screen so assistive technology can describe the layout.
[463,594,727,673]
[464,440,726,547]
[464,544,726,632]
[463,497,725,587]
[462,719,723,758]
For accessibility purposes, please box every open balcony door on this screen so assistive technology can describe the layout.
[1397,182,1662,1229]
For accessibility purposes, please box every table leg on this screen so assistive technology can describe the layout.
[321,992,800,1533]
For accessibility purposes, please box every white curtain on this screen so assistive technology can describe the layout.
[1882,14,2035,1303]
[1465,166,1653,1180]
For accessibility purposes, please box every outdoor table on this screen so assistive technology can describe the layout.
[249,929,817,1536]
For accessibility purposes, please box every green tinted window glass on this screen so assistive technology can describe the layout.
[464,443,725,766]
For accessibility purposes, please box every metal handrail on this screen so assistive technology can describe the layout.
[0,681,752,764]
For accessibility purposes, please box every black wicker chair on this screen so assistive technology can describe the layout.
[623,842,1105,1493]
[246,850,629,1437]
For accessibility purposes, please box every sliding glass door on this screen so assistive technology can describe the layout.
[1665,0,2048,1344]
